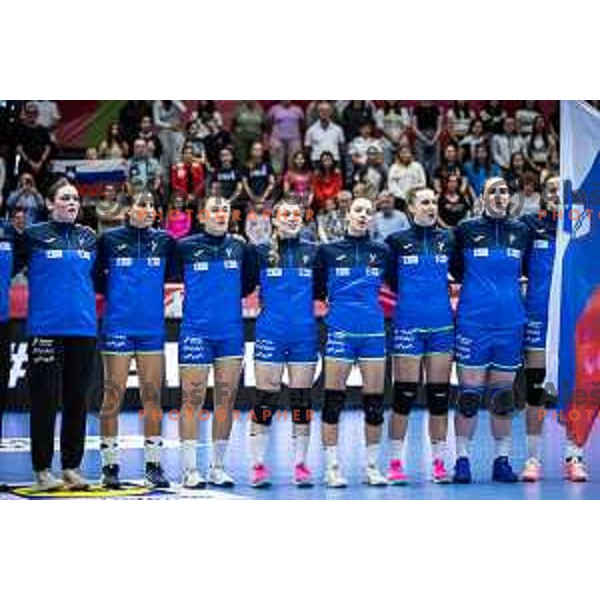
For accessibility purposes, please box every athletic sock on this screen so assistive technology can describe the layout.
[181,440,197,472]
[293,432,310,466]
[144,436,163,464]
[526,434,542,461]
[431,440,446,462]
[366,443,380,467]
[325,445,338,469]
[566,440,583,462]
[390,439,404,462]
[456,436,470,459]
[494,436,511,458]
[100,436,119,467]
[249,427,269,466]
[212,439,228,467]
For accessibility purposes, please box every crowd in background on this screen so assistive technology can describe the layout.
[0,100,565,245]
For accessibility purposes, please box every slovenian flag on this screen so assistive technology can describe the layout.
[547,100,600,446]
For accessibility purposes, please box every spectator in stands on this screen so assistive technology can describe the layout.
[348,120,382,166]
[317,195,344,243]
[492,116,526,172]
[305,100,341,125]
[10,206,26,235]
[437,173,472,229]
[354,146,388,200]
[170,142,206,205]
[540,151,559,186]
[32,101,61,143]
[163,192,193,239]
[184,120,207,163]
[242,141,276,211]
[136,115,163,160]
[5,173,45,226]
[446,100,476,143]
[341,100,375,142]
[267,100,305,175]
[15,101,52,188]
[203,116,233,170]
[510,171,541,216]
[95,184,127,234]
[245,198,272,245]
[375,101,412,154]
[387,144,427,208]
[480,100,506,135]
[412,100,443,177]
[191,101,223,137]
[505,151,529,194]
[369,190,410,242]
[85,147,98,160]
[433,143,468,196]
[152,100,186,170]
[127,138,162,197]
[525,115,556,174]
[304,101,345,165]
[464,143,501,199]
[312,150,343,212]
[232,101,266,166]
[98,122,129,159]
[119,100,152,145]
[283,150,313,207]
[515,100,541,136]
[459,119,487,163]
[209,147,242,204]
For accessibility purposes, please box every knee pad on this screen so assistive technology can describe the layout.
[252,389,279,426]
[322,389,345,425]
[525,368,546,407]
[457,386,484,418]
[488,383,516,417]
[363,393,385,426]
[393,381,419,416]
[427,383,450,416]
[289,388,313,425]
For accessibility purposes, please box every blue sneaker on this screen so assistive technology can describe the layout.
[453,457,472,484]
[492,456,518,483]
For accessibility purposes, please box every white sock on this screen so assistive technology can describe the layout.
[181,439,197,472]
[390,439,404,461]
[366,443,380,467]
[144,436,163,464]
[250,427,269,466]
[526,435,542,460]
[566,440,583,461]
[100,436,119,467]
[431,440,446,462]
[494,436,511,458]
[293,434,310,466]
[212,440,228,467]
[456,436,470,458]
[325,445,338,468]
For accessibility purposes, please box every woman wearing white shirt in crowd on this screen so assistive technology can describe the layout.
[387,145,427,208]
[515,100,541,136]
[446,101,476,143]
[152,100,187,171]
[459,119,487,162]
[525,115,556,174]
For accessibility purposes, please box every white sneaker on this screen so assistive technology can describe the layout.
[324,464,348,488]
[62,469,90,491]
[208,465,235,487]
[32,470,64,492]
[182,469,206,490]
[364,464,388,486]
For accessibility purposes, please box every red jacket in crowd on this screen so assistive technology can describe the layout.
[313,169,343,212]
[170,161,205,199]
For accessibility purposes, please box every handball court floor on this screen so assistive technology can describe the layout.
[1,409,599,500]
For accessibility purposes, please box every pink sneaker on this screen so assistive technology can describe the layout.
[431,459,451,483]
[250,464,271,488]
[564,458,589,483]
[293,463,314,488]
[387,459,409,485]
[521,457,542,482]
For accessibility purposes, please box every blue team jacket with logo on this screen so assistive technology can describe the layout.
[96,224,175,336]
[314,234,391,335]
[173,232,257,337]
[0,220,15,323]
[386,224,454,330]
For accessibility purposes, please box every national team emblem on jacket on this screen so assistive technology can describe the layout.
[226,248,233,259]
[368,253,378,266]
[436,239,446,253]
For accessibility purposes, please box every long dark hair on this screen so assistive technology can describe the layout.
[452,100,471,119]
[527,116,550,155]
[317,151,337,176]
[473,143,492,173]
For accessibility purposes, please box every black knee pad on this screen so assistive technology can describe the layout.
[322,389,345,425]
[289,388,313,425]
[457,386,483,418]
[393,381,418,416]
[427,383,449,416]
[364,393,385,426]
[489,383,516,417]
[525,368,546,407]
[252,389,279,426]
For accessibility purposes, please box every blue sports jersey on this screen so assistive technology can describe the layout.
[386,224,454,329]
[451,214,530,329]
[96,224,175,336]
[0,220,15,323]
[253,237,318,340]
[174,232,256,336]
[521,212,556,321]
[23,221,97,336]
[314,234,391,335]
